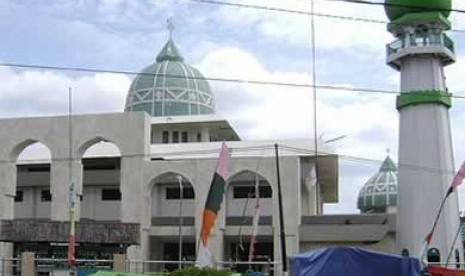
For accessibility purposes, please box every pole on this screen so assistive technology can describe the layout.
[445,217,463,268]
[274,144,287,273]
[177,175,183,269]
[68,87,76,274]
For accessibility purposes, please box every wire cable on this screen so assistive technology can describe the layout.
[10,141,465,178]
[2,62,465,100]
[184,0,465,33]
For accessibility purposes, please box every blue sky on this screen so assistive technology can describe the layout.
[1,0,465,213]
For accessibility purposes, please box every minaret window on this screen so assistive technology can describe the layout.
[162,131,169,144]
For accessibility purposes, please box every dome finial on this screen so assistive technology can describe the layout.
[156,19,184,63]
[167,17,174,40]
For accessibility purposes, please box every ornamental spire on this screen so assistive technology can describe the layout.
[156,18,184,62]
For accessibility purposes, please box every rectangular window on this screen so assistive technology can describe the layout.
[233,186,272,199]
[166,187,195,199]
[181,132,188,143]
[101,189,121,201]
[172,131,179,143]
[162,131,169,144]
[41,190,52,202]
[15,190,23,202]
[197,133,201,142]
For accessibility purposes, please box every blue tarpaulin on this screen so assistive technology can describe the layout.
[289,247,421,276]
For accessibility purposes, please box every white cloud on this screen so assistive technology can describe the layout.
[0,66,130,117]
[214,0,391,53]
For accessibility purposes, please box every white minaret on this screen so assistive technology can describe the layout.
[385,0,463,264]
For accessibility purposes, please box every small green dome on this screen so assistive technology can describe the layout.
[125,38,215,117]
[385,0,451,21]
[357,156,398,213]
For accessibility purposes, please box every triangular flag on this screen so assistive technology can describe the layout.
[448,161,465,195]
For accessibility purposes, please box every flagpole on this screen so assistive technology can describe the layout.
[67,87,76,273]
[274,143,287,273]
[248,173,260,270]
[177,175,183,269]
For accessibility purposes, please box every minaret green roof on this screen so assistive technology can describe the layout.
[385,0,452,22]
[156,38,184,62]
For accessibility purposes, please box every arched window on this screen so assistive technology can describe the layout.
[401,249,409,257]
[427,248,441,263]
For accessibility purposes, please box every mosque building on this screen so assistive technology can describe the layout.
[0,34,343,273]
[0,0,463,273]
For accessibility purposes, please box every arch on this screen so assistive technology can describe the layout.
[226,170,273,218]
[12,139,52,163]
[227,170,273,198]
[77,136,121,159]
[149,172,195,221]
[13,140,53,219]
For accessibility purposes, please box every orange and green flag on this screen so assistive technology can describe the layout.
[196,142,230,267]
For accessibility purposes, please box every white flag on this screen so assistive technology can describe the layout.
[304,164,317,193]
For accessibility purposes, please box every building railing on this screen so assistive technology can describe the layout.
[126,259,278,275]
[0,256,279,276]
[34,258,114,273]
[0,257,21,276]
[387,33,455,55]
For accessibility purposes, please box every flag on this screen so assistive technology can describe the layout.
[304,164,317,193]
[248,176,260,264]
[447,161,465,195]
[196,142,230,267]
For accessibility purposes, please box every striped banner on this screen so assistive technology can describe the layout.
[196,142,230,267]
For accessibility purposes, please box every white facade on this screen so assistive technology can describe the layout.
[0,111,346,273]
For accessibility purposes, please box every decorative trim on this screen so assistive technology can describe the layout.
[396,90,452,110]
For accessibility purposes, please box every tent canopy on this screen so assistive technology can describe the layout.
[290,247,420,276]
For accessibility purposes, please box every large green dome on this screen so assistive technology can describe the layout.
[385,0,451,21]
[125,38,215,117]
[357,156,398,213]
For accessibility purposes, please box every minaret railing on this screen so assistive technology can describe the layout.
[386,33,454,55]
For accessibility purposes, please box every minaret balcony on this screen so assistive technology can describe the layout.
[386,33,456,70]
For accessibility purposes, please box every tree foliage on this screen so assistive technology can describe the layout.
[168,267,231,276]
